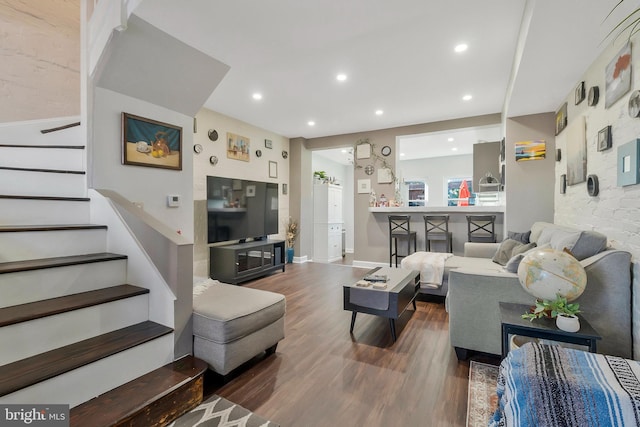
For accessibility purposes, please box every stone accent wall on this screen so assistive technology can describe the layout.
[0,0,80,122]
[554,35,640,358]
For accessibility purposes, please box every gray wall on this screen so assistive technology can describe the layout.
[504,113,555,233]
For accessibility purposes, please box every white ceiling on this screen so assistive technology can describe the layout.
[134,0,634,140]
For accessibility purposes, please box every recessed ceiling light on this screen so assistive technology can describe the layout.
[252,93,263,100]
[308,121,315,126]
[454,43,468,53]
[375,110,384,116]
[452,147,459,151]
[400,153,405,157]
[462,94,472,101]
[448,137,454,142]
[336,74,347,82]
[341,149,347,153]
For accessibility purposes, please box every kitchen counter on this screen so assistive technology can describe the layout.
[369,206,504,214]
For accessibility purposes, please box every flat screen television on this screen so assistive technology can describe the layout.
[206,176,279,244]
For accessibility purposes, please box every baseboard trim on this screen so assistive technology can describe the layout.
[352,260,387,269]
[292,255,309,264]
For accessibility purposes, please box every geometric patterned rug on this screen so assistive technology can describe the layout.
[168,395,280,427]
[466,361,499,427]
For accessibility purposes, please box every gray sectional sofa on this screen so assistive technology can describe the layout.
[443,222,632,359]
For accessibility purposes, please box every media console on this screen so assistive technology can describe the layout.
[209,239,286,284]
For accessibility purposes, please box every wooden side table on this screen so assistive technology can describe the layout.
[499,302,601,358]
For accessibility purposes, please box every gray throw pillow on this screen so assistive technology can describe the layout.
[505,243,547,273]
[570,231,608,260]
[511,242,536,257]
[492,239,523,266]
[507,230,531,244]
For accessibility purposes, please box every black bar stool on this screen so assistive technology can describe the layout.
[424,215,453,253]
[388,215,417,267]
[466,215,497,243]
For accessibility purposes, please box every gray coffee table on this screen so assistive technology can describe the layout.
[343,267,420,341]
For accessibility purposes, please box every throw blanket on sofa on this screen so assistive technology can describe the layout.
[400,252,452,288]
[490,342,640,427]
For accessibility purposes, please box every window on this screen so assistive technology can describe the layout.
[406,180,427,206]
[446,177,474,206]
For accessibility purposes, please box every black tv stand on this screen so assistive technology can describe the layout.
[209,239,285,284]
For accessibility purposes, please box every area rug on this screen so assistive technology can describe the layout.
[169,395,279,427]
[466,361,499,427]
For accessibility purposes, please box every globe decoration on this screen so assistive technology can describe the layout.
[517,248,587,302]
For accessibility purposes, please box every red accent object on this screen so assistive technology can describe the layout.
[458,180,470,206]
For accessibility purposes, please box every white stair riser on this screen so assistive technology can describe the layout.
[0,295,149,365]
[0,259,127,308]
[0,147,85,171]
[0,199,89,224]
[0,334,174,407]
[0,170,86,198]
[0,229,107,262]
[0,117,82,146]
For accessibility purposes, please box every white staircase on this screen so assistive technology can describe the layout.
[0,118,174,407]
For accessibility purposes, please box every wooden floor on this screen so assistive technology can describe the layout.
[205,262,498,427]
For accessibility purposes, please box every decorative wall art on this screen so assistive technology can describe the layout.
[515,140,546,162]
[588,86,600,106]
[617,139,640,186]
[282,183,288,195]
[227,132,250,161]
[208,129,218,141]
[269,161,278,178]
[356,142,371,159]
[357,179,371,194]
[575,81,586,105]
[587,175,599,197]
[566,116,587,185]
[628,90,640,118]
[605,42,632,109]
[377,168,394,183]
[560,174,567,194]
[556,148,562,162]
[121,112,182,171]
[500,138,505,162]
[555,103,568,135]
[265,139,273,149]
[597,126,612,152]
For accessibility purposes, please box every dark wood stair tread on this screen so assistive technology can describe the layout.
[70,355,208,427]
[0,284,149,327]
[0,321,173,397]
[0,144,85,149]
[0,165,85,174]
[0,252,127,274]
[0,224,107,232]
[0,194,90,202]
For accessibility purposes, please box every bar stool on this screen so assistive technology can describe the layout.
[424,215,453,253]
[388,215,417,267]
[466,215,497,243]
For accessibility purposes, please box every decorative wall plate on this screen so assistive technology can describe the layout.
[208,129,218,141]
[364,165,375,175]
[209,155,218,166]
[256,149,262,157]
[193,144,203,154]
[629,90,640,118]
[575,81,586,105]
[588,86,599,106]
[282,150,288,159]
[587,174,599,197]
[381,146,391,156]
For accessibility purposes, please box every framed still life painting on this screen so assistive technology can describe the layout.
[122,113,182,171]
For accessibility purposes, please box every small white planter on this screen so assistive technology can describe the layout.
[556,314,580,333]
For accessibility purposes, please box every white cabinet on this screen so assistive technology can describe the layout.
[313,184,343,263]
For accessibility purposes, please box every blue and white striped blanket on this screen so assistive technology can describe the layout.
[490,342,640,427]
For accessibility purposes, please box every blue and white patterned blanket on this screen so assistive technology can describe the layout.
[490,342,640,427]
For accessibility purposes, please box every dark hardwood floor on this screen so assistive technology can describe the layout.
[204,262,498,427]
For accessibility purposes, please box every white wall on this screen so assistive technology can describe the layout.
[554,35,640,358]
[193,108,290,277]
[91,87,194,241]
[311,155,354,252]
[399,154,473,206]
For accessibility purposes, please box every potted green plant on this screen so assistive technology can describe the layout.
[522,294,581,332]
[313,171,327,183]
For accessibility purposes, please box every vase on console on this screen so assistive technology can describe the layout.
[286,247,294,264]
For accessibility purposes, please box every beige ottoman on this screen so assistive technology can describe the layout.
[193,280,285,375]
